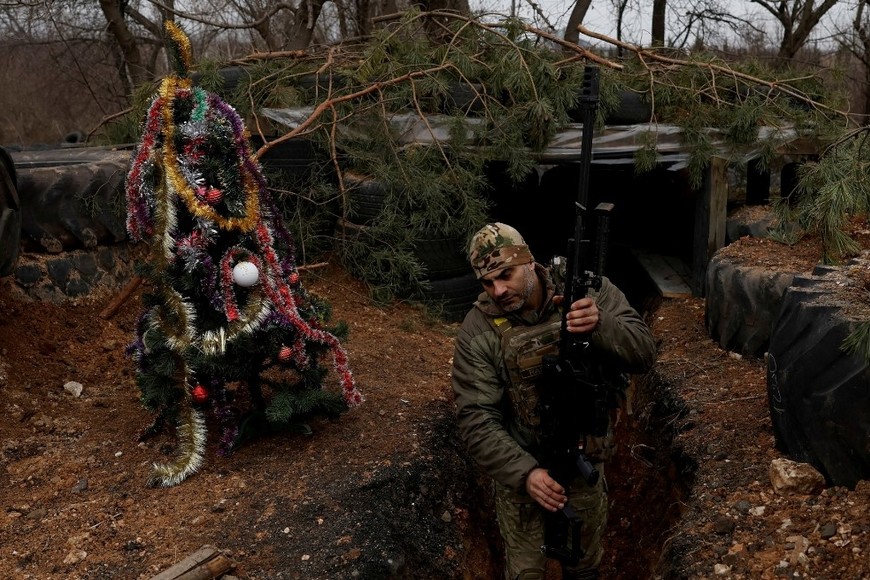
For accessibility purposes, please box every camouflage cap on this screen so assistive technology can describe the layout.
[468,222,534,279]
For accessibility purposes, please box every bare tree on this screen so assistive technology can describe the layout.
[749,0,841,60]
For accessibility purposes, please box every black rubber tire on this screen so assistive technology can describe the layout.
[605,91,653,125]
[704,252,796,356]
[767,263,870,487]
[441,82,487,115]
[0,147,21,277]
[11,147,130,252]
[569,90,652,125]
[413,236,471,280]
[63,131,86,145]
[725,205,778,244]
[296,72,349,98]
[343,171,388,226]
[257,137,328,181]
[420,272,481,323]
[191,66,249,98]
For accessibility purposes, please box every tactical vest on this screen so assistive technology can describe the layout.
[489,313,622,462]
[490,314,562,429]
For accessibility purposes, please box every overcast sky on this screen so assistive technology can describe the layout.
[471,0,854,50]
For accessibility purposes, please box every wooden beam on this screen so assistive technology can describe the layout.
[692,156,727,296]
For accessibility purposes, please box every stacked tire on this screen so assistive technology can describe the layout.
[12,146,130,252]
[705,252,796,356]
[8,146,135,300]
[338,171,477,322]
[767,260,870,488]
[414,236,478,323]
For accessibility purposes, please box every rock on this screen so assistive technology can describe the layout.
[785,535,809,566]
[733,500,752,515]
[63,381,83,397]
[769,458,825,495]
[722,543,745,566]
[713,516,736,535]
[63,549,87,564]
[71,478,88,493]
[820,522,838,539]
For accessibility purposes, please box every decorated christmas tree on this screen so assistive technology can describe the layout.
[125,21,363,487]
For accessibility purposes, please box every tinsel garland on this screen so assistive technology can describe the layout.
[164,20,193,77]
[148,404,207,488]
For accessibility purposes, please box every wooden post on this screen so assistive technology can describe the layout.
[99,276,142,320]
[147,545,235,580]
[692,156,727,296]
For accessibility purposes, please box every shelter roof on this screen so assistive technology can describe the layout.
[260,108,821,170]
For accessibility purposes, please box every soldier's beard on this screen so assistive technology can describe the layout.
[500,268,536,313]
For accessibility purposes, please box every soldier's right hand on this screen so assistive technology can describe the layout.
[526,468,567,512]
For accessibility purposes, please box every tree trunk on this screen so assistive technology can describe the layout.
[778,27,800,60]
[98,0,149,94]
[863,60,870,118]
[775,0,840,61]
[284,0,328,50]
[564,0,593,45]
[651,0,666,46]
[357,0,372,37]
[615,0,628,56]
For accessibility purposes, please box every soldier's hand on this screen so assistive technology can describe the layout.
[553,295,599,334]
[526,468,567,512]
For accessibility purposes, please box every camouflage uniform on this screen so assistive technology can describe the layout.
[452,223,656,579]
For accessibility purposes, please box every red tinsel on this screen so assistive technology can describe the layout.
[125,97,166,240]
[220,254,241,322]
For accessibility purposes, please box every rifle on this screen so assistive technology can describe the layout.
[538,64,614,568]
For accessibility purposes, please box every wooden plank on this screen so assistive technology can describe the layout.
[148,545,234,580]
[633,250,692,298]
[692,156,727,296]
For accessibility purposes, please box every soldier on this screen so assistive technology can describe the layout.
[451,222,656,579]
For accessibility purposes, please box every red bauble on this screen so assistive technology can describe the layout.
[191,384,209,404]
[204,187,223,205]
[288,272,299,285]
[278,346,292,361]
[194,186,223,205]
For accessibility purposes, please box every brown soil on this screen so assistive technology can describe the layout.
[2,224,870,579]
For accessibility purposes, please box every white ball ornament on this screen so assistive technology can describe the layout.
[232,261,260,287]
